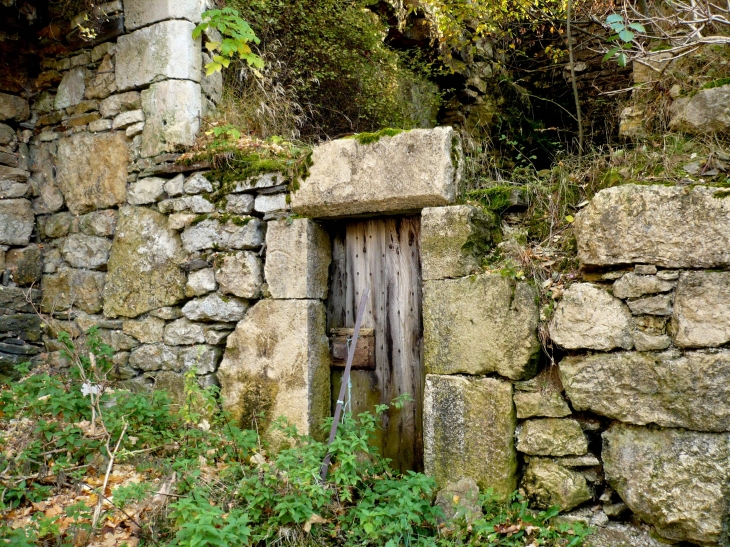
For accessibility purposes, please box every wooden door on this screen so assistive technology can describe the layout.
[327,216,424,472]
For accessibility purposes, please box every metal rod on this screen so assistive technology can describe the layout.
[319,287,369,481]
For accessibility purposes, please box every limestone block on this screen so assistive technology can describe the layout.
[423,374,517,496]
[549,283,633,351]
[627,294,673,316]
[423,274,539,380]
[0,181,28,198]
[41,269,106,314]
[603,423,730,545]
[434,478,483,524]
[215,251,263,299]
[122,316,165,344]
[0,92,29,122]
[112,109,144,130]
[0,287,41,313]
[126,122,144,137]
[264,219,330,299]
[85,54,116,100]
[514,389,571,420]
[225,194,254,214]
[140,80,201,157]
[181,218,265,252]
[669,84,730,134]
[128,177,166,205]
[516,418,587,456]
[671,271,730,348]
[56,132,128,215]
[183,172,213,194]
[104,206,186,318]
[291,127,461,218]
[254,193,288,215]
[186,268,216,297]
[218,299,330,440]
[164,318,206,345]
[79,210,118,237]
[633,331,671,351]
[230,172,284,193]
[5,245,41,286]
[100,91,141,118]
[28,141,64,215]
[124,0,207,30]
[158,196,214,214]
[612,273,674,299]
[181,293,248,323]
[164,174,185,197]
[522,458,592,512]
[179,344,221,374]
[0,199,34,245]
[55,68,87,110]
[618,106,646,138]
[560,350,730,432]
[420,205,497,280]
[129,343,179,371]
[575,185,730,268]
[59,234,111,270]
[116,21,201,91]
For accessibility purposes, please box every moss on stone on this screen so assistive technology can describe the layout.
[347,127,404,145]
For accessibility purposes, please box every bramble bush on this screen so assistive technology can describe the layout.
[0,329,591,546]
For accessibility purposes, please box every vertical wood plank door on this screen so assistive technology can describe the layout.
[327,216,424,472]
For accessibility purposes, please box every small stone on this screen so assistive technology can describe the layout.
[0,93,29,122]
[88,118,112,132]
[555,454,601,467]
[204,328,231,345]
[657,270,679,281]
[633,331,671,351]
[41,269,106,314]
[178,344,221,374]
[516,418,588,456]
[0,181,28,198]
[627,293,673,316]
[514,389,571,419]
[613,273,675,299]
[522,458,592,512]
[0,199,34,246]
[603,502,628,518]
[213,252,262,299]
[158,195,214,214]
[129,343,179,371]
[100,330,139,352]
[149,306,182,320]
[183,172,213,194]
[434,478,483,525]
[186,268,216,297]
[181,218,265,253]
[550,283,634,351]
[229,172,283,193]
[128,177,166,205]
[0,124,16,145]
[671,271,730,348]
[634,314,667,335]
[112,109,144,130]
[164,174,184,197]
[122,316,165,344]
[182,293,248,323]
[634,264,657,275]
[100,91,141,118]
[125,122,144,137]
[63,112,101,128]
[5,245,42,286]
[168,213,196,231]
[85,53,117,101]
[79,210,118,237]
[254,193,288,214]
[59,234,111,270]
[44,212,73,239]
[164,318,206,345]
[55,68,87,110]
[225,194,254,214]
[91,42,115,62]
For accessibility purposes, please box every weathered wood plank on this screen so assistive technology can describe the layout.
[330,334,375,369]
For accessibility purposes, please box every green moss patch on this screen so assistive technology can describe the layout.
[347,127,404,145]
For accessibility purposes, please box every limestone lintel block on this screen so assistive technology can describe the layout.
[423,273,539,380]
[290,127,462,218]
[116,20,201,91]
[424,374,517,496]
[218,299,330,442]
[123,0,208,31]
[420,205,498,281]
[264,218,331,299]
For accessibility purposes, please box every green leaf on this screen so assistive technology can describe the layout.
[603,46,620,61]
[629,22,646,33]
[565,215,575,223]
[619,29,635,42]
[606,13,624,24]
[618,52,628,67]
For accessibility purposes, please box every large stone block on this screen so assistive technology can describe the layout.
[420,205,498,281]
[560,350,730,432]
[0,92,29,122]
[671,271,730,348]
[140,80,201,157]
[59,234,111,270]
[264,219,331,299]
[218,299,330,440]
[56,132,128,215]
[516,418,588,456]
[603,423,730,545]
[549,283,633,351]
[521,458,592,512]
[124,0,208,30]
[423,274,539,380]
[423,374,517,496]
[290,127,461,218]
[104,207,186,318]
[41,269,106,314]
[575,185,730,268]
[115,20,201,91]
[0,199,34,245]
[215,251,264,299]
[669,84,730,134]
